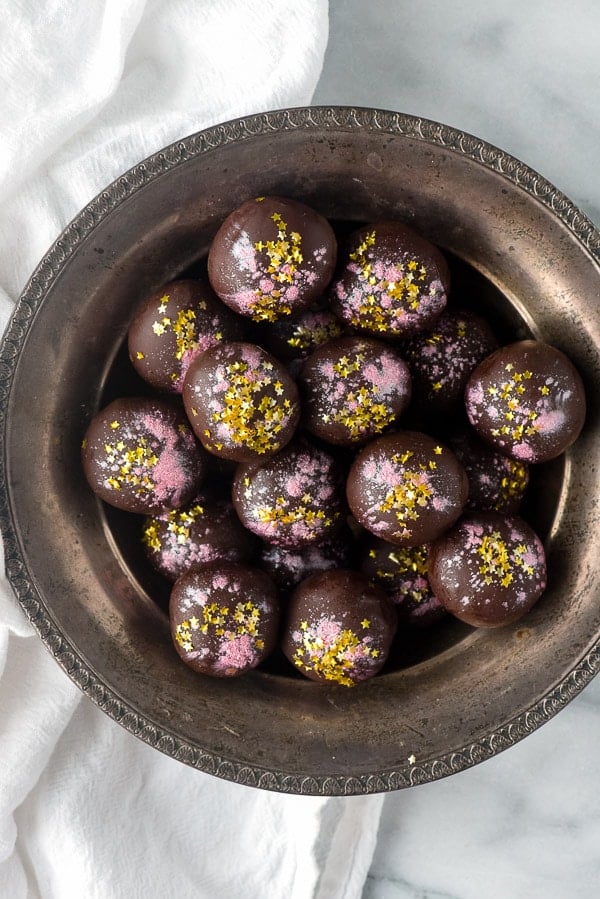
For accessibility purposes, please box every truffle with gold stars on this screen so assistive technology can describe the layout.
[182,341,301,462]
[298,335,412,445]
[329,222,450,339]
[281,568,397,686]
[447,427,529,514]
[257,524,355,594]
[207,196,337,322]
[428,511,547,627]
[81,397,208,515]
[465,340,586,463]
[170,561,280,677]
[127,278,244,394]
[346,431,468,547]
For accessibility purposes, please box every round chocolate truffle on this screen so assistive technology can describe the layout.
[142,495,257,581]
[298,335,411,445]
[232,439,345,549]
[257,526,355,594]
[428,511,547,628]
[448,429,529,514]
[207,196,337,322]
[360,536,446,628]
[264,304,344,367]
[401,308,497,415]
[127,279,244,393]
[182,341,300,461]
[465,340,586,463]
[346,431,468,547]
[82,397,207,515]
[170,562,280,677]
[330,222,450,339]
[282,569,397,686]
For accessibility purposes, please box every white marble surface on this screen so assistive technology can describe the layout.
[315,2,600,896]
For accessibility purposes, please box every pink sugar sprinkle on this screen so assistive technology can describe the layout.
[216,633,258,671]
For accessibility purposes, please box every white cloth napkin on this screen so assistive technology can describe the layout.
[0,3,385,897]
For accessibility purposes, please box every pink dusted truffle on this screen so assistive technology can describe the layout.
[207,196,337,323]
[447,428,529,514]
[298,335,412,445]
[464,340,586,463]
[81,397,207,515]
[232,439,346,549]
[257,525,355,594]
[127,279,244,393]
[330,222,450,339]
[346,431,468,547]
[182,341,300,462]
[170,562,280,677]
[428,511,547,628]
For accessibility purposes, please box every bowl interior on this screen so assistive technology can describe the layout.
[4,110,600,793]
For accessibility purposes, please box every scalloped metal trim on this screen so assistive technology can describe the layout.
[1,106,600,795]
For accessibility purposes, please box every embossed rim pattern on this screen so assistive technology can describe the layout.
[1,106,599,795]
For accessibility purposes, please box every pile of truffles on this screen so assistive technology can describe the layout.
[81,196,586,686]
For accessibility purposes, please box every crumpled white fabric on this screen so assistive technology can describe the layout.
[0,3,385,897]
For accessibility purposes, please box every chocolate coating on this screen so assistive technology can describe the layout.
[264,304,344,365]
[127,279,244,393]
[401,308,497,415]
[346,431,468,546]
[182,341,300,461]
[258,526,355,594]
[298,335,411,445]
[428,511,547,628]
[330,222,450,339]
[142,495,257,581]
[282,569,397,686]
[207,196,337,322]
[359,536,446,628]
[448,428,529,514]
[170,562,280,677]
[232,439,346,549]
[82,397,207,515]
[465,340,586,463]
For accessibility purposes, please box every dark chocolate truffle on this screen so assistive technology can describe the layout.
[232,439,345,549]
[257,527,354,593]
[127,279,244,393]
[360,536,446,628]
[207,196,337,322]
[346,431,468,546]
[182,341,300,461]
[465,340,586,463]
[428,511,547,627]
[330,222,449,339]
[170,562,280,676]
[448,429,529,514]
[142,495,257,581]
[282,569,397,686]
[401,308,497,415]
[82,397,207,515]
[264,304,344,366]
[298,335,411,445]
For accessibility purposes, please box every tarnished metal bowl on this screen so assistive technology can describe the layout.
[1,107,599,795]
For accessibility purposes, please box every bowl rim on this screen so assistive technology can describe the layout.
[1,105,600,795]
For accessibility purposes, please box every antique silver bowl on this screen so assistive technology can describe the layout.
[1,107,599,795]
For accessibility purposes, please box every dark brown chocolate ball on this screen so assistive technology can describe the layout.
[346,431,468,546]
[232,439,346,549]
[447,429,529,514]
[428,511,547,627]
[207,196,337,322]
[465,340,586,463]
[170,562,280,677]
[127,279,244,393]
[401,308,497,415]
[142,495,257,581]
[281,569,397,686]
[257,526,355,594]
[330,222,449,339]
[359,536,446,628]
[182,341,300,462]
[263,304,345,366]
[298,335,411,445]
[82,397,207,515]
